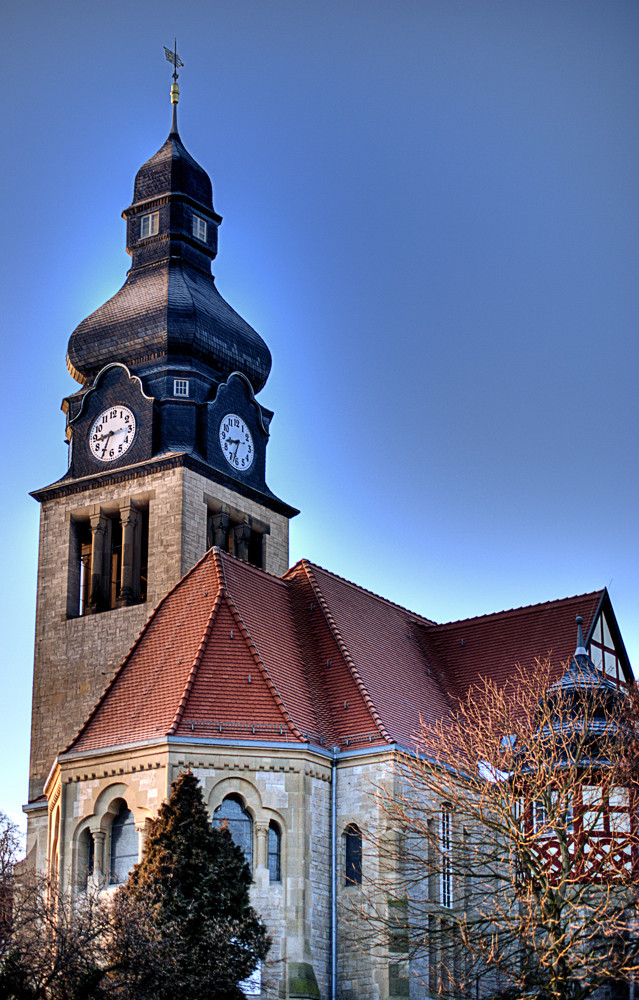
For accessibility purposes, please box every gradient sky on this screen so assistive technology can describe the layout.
[2,0,638,831]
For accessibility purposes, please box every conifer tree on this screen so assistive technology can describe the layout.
[112,770,269,1000]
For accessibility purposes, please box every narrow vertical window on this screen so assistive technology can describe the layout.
[344,823,362,885]
[192,215,207,242]
[78,828,94,891]
[268,822,281,882]
[440,806,452,908]
[214,796,253,869]
[140,212,159,238]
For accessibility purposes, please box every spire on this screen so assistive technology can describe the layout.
[164,39,183,137]
[575,615,587,657]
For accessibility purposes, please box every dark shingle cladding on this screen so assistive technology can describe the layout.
[66,121,272,396]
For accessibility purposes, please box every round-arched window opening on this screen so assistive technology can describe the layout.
[78,828,94,890]
[214,795,253,869]
[344,823,362,886]
[268,822,281,883]
[109,801,138,885]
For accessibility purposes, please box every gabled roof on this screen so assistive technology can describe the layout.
[425,590,606,697]
[65,550,623,759]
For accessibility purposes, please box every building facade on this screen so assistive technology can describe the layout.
[26,87,634,1000]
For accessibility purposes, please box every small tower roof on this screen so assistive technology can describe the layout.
[66,86,271,393]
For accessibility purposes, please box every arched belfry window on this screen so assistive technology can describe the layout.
[268,822,281,882]
[344,823,362,886]
[110,802,138,884]
[214,795,253,869]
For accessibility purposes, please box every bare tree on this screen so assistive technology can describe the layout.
[362,649,639,1000]
[0,871,115,1000]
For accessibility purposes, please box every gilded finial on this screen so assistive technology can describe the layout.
[164,39,184,134]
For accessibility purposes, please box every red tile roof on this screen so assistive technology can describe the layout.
[65,550,617,757]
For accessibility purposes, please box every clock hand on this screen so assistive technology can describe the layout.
[100,431,114,458]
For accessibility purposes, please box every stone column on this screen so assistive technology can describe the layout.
[135,821,148,862]
[255,822,269,869]
[87,513,107,613]
[209,510,230,550]
[118,503,139,607]
[92,830,106,880]
[233,521,251,562]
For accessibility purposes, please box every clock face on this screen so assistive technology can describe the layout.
[89,405,136,463]
[219,413,254,472]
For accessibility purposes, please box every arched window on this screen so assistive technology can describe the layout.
[214,795,253,869]
[268,822,281,882]
[109,802,138,884]
[344,823,362,886]
[78,828,94,890]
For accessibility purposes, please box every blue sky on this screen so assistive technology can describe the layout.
[2,0,638,830]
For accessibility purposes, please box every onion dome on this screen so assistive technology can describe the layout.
[66,107,271,394]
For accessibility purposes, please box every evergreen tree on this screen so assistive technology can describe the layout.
[112,770,269,1000]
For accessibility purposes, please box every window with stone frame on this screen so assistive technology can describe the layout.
[77,828,95,891]
[214,795,253,869]
[440,806,453,908]
[109,802,138,885]
[344,823,362,886]
[267,821,281,882]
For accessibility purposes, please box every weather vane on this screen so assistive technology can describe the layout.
[164,40,184,130]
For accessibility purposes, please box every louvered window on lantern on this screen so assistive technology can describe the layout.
[109,802,138,884]
[140,212,159,238]
[268,822,281,882]
[192,215,207,242]
[440,806,453,908]
[344,823,362,885]
[214,795,253,869]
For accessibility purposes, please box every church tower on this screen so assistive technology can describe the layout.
[26,78,297,864]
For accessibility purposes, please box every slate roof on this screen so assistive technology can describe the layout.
[65,549,619,758]
[66,127,271,392]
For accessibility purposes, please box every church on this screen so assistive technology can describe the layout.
[25,74,634,1000]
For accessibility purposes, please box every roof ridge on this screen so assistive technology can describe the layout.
[65,545,220,753]
[301,562,392,744]
[286,559,437,627]
[433,589,605,630]
[218,546,291,584]
[168,587,224,735]
[220,578,306,743]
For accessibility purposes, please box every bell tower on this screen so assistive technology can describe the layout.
[26,76,297,866]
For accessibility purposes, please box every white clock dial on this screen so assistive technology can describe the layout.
[219,413,254,472]
[89,405,136,463]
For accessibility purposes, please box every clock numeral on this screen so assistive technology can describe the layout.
[234,418,240,427]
